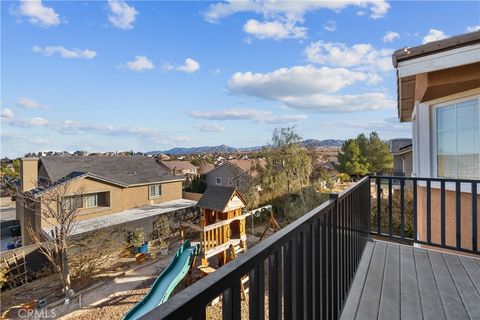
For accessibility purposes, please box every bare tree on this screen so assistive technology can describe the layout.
[18,180,84,297]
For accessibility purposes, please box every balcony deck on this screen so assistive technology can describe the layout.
[341,240,480,320]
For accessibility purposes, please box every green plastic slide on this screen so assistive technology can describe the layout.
[123,240,199,320]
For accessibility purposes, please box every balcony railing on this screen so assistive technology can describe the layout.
[140,176,371,319]
[139,175,479,319]
[371,175,479,254]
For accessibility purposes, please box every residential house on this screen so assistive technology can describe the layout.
[17,156,186,245]
[392,30,480,250]
[159,160,198,176]
[159,160,199,186]
[197,161,214,175]
[389,138,412,176]
[204,159,265,194]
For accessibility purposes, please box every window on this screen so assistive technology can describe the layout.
[216,177,222,185]
[85,194,98,208]
[435,98,479,179]
[228,178,233,186]
[63,195,82,210]
[149,184,162,198]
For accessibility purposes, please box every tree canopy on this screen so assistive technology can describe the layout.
[258,127,312,200]
[336,132,393,178]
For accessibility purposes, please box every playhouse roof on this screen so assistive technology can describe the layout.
[196,186,246,212]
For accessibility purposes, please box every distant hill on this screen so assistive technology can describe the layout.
[301,139,344,148]
[147,139,344,155]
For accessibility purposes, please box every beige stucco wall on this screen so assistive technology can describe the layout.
[39,177,183,227]
[20,158,39,192]
[417,186,480,251]
[183,191,203,201]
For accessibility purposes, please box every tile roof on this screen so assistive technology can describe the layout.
[160,160,198,171]
[389,138,412,154]
[227,159,266,177]
[196,185,245,212]
[198,161,215,175]
[39,156,183,186]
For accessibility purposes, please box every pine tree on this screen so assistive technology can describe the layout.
[366,132,393,174]
[336,139,369,178]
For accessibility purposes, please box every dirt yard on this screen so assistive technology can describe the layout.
[58,254,172,320]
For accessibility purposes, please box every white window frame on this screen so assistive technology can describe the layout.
[149,184,162,198]
[63,195,82,210]
[85,193,98,208]
[216,177,222,185]
[431,95,480,180]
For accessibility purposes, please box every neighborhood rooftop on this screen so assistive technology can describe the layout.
[389,138,412,154]
[160,160,198,171]
[196,186,241,212]
[39,156,183,186]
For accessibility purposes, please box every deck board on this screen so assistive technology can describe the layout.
[459,255,480,294]
[399,245,422,320]
[342,241,480,319]
[428,250,469,319]
[414,248,446,320]
[378,243,400,320]
[355,241,387,319]
[339,241,374,320]
[443,253,480,318]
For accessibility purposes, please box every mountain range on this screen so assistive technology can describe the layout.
[147,139,344,155]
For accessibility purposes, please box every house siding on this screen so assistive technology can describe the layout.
[417,186,480,251]
[37,177,183,228]
[205,164,253,194]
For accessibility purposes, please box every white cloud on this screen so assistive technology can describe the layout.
[32,46,97,59]
[227,64,393,113]
[164,58,200,73]
[281,93,394,113]
[21,117,50,128]
[2,113,190,143]
[203,1,389,23]
[14,0,60,27]
[176,58,200,73]
[229,65,373,100]
[323,20,336,32]
[423,29,447,44]
[383,31,400,42]
[108,0,138,30]
[125,56,155,71]
[466,25,480,32]
[189,108,307,124]
[15,97,47,109]
[304,41,393,72]
[194,123,225,132]
[203,1,388,40]
[243,19,306,40]
[1,108,14,119]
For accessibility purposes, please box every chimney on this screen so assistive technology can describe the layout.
[20,157,39,192]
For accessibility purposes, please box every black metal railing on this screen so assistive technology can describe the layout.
[140,177,371,320]
[371,175,479,254]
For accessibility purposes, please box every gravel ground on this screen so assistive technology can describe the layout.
[204,293,269,320]
[56,256,171,320]
[60,287,150,320]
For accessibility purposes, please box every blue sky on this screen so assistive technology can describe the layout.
[1,0,479,158]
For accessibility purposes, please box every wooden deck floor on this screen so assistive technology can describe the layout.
[341,241,480,320]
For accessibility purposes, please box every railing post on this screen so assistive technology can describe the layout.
[367,176,372,241]
[329,193,339,318]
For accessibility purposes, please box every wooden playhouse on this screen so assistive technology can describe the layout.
[186,186,248,268]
